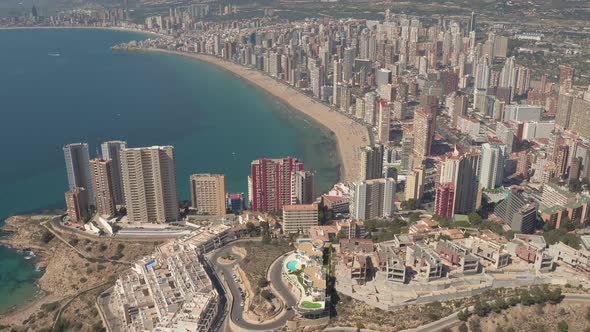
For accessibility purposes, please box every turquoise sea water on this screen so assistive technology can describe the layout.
[0,28,339,313]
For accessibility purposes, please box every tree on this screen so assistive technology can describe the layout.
[260,290,274,301]
[569,178,582,192]
[245,222,259,237]
[474,301,491,317]
[468,212,483,225]
[557,320,568,332]
[257,278,269,288]
[458,323,468,332]
[401,199,421,211]
[457,309,469,321]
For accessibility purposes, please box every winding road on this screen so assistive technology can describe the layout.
[208,241,298,331]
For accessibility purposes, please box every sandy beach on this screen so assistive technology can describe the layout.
[147,49,370,183]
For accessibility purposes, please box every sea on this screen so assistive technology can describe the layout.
[0,28,340,314]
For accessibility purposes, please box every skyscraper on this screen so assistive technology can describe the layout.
[559,65,575,92]
[439,150,480,215]
[120,146,179,224]
[405,167,425,202]
[342,47,355,82]
[360,145,384,181]
[479,143,506,190]
[189,174,226,216]
[63,143,94,204]
[101,140,127,205]
[291,170,315,204]
[65,187,88,224]
[250,157,304,212]
[412,108,436,166]
[494,190,537,234]
[90,158,116,218]
[434,183,455,218]
[468,11,476,32]
[351,178,396,220]
[377,100,391,143]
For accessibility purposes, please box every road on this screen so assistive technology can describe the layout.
[208,242,297,331]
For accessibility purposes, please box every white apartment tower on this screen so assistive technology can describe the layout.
[120,146,179,223]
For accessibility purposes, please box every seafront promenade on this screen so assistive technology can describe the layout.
[146,48,371,183]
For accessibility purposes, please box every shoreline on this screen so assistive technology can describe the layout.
[0,25,167,39]
[140,48,370,183]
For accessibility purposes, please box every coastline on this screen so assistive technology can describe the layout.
[140,48,370,183]
[0,25,167,39]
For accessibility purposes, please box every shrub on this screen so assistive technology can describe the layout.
[40,301,60,312]
[557,320,568,332]
[458,323,468,332]
[260,290,275,301]
[257,278,269,288]
[41,231,54,244]
[80,277,88,283]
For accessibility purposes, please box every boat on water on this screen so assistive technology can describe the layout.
[48,53,60,57]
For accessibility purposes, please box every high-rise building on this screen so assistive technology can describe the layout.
[479,143,506,190]
[451,94,468,128]
[120,146,179,223]
[63,143,94,204]
[351,178,396,220]
[65,187,88,224]
[189,174,226,216]
[494,190,537,234]
[332,60,342,106]
[90,158,116,218]
[439,150,480,215]
[468,11,476,32]
[291,170,315,204]
[250,157,304,212]
[405,167,425,202]
[101,140,127,205]
[474,56,490,90]
[434,183,455,218]
[343,47,355,82]
[377,100,391,143]
[412,108,436,166]
[360,145,384,181]
[559,65,575,92]
[282,204,318,235]
[364,91,377,125]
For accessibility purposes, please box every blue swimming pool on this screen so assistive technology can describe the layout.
[286,260,298,271]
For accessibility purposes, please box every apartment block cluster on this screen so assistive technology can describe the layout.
[116,8,590,235]
[63,141,245,227]
[329,222,590,308]
[110,225,229,331]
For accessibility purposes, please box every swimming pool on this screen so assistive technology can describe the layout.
[286,260,298,271]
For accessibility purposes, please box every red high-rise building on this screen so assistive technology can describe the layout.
[434,183,455,218]
[250,157,304,212]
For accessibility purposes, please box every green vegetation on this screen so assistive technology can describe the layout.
[260,289,275,301]
[542,228,580,249]
[301,301,322,309]
[462,286,563,320]
[40,301,60,312]
[41,231,55,244]
[364,219,407,242]
[257,278,269,288]
[569,177,590,193]
[557,320,569,332]
[401,198,421,210]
